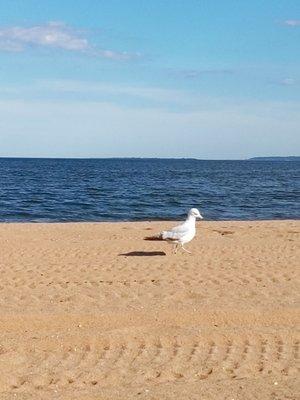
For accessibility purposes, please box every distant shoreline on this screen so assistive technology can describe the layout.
[247,156,300,161]
[0,156,299,161]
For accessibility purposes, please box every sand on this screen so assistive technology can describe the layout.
[0,220,299,399]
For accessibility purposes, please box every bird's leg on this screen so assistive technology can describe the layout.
[173,243,178,254]
[181,244,192,254]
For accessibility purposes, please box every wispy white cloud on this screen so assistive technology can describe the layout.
[278,78,296,86]
[38,79,185,103]
[95,49,140,61]
[2,79,300,119]
[167,68,234,79]
[0,79,195,110]
[0,98,299,158]
[0,21,139,60]
[0,21,88,52]
[283,19,300,26]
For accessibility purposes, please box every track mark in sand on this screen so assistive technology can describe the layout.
[276,339,284,361]
[130,341,147,365]
[223,339,233,362]
[189,341,199,360]
[1,333,300,392]
[242,339,250,361]
[213,230,235,236]
[207,340,217,360]
[293,340,299,360]
[3,264,298,292]
[257,339,267,372]
[172,339,181,357]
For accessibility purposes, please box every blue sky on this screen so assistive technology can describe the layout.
[0,0,299,158]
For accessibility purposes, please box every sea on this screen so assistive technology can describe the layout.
[0,158,299,222]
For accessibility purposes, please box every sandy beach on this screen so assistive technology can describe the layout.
[0,220,299,399]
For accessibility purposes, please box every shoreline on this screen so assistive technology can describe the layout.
[0,218,298,224]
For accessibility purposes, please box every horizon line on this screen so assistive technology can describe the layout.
[0,156,299,161]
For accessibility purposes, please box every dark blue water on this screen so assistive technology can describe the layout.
[0,158,299,222]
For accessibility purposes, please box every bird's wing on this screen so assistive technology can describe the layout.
[170,222,189,233]
[161,222,190,240]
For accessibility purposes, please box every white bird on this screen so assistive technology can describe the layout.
[144,208,203,254]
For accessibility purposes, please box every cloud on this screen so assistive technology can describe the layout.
[96,49,140,61]
[0,79,190,108]
[283,20,300,26]
[278,78,296,86]
[167,68,234,79]
[0,21,88,51]
[37,79,185,102]
[0,98,299,159]
[0,21,138,60]
[1,79,222,113]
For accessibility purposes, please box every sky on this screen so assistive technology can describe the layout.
[0,0,299,159]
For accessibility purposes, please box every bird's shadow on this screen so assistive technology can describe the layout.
[119,251,166,257]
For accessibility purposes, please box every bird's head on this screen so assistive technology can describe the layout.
[189,208,203,219]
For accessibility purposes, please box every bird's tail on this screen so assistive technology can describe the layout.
[144,234,164,241]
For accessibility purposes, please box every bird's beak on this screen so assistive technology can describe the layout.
[198,213,203,219]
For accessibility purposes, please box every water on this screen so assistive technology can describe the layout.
[0,158,299,222]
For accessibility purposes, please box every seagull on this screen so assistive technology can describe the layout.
[144,208,203,254]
